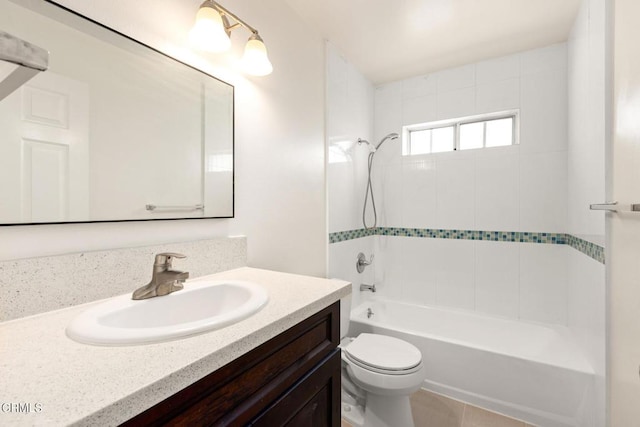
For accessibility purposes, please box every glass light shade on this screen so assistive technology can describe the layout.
[241,36,273,76]
[189,4,231,53]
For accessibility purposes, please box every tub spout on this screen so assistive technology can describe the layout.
[360,283,376,293]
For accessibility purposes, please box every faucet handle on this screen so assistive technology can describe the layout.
[154,252,186,267]
[356,252,374,273]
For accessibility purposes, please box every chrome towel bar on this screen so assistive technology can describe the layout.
[589,202,618,212]
[589,201,640,212]
[146,204,204,212]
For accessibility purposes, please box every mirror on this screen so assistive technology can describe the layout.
[0,0,234,225]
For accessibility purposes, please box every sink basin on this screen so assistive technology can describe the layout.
[66,280,269,346]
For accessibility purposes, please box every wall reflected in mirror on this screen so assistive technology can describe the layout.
[0,0,234,225]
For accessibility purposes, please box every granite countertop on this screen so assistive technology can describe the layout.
[0,267,351,426]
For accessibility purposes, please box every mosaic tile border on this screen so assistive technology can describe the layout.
[328,227,604,264]
[566,234,605,264]
[328,227,377,243]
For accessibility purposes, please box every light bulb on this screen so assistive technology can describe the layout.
[189,2,231,53]
[241,34,273,76]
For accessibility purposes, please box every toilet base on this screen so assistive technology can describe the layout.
[341,401,365,427]
[363,394,415,427]
[341,393,415,427]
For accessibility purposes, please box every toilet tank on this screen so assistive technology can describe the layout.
[340,294,352,339]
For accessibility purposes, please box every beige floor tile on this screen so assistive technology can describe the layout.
[461,404,526,427]
[341,389,529,427]
[410,389,465,427]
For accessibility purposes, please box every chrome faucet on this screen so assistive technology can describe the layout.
[360,283,376,293]
[132,253,189,300]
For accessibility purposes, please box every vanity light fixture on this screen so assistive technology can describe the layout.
[189,0,273,76]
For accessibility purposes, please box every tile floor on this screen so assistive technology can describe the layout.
[342,389,536,427]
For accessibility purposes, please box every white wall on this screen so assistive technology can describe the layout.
[368,45,571,325]
[570,0,607,423]
[567,0,607,426]
[326,43,376,309]
[0,0,327,278]
[326,43,374,234]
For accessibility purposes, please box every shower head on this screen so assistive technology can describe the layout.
[358,133,399,154]
[375,132,399,150]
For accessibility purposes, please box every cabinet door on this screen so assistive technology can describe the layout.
[251,350,341,427]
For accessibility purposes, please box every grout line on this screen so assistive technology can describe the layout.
[460,403,469,427]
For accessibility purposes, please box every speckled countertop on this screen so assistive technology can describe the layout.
[0,267,351,426]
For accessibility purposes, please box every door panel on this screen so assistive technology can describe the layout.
[609,0,640,424]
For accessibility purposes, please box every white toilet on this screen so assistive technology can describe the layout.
[340,298,426,427]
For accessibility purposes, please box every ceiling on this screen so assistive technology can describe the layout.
[284,0,581,84]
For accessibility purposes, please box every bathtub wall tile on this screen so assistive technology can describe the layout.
[435,239,476,310]
[402,159,437,229]
[326,43,375,234]
[436,156,476,230]
[519,243,568,325]
[474,148,520,231]
[475,241,520,318]
[567,247,605,378]
[475,77,520,115]
[376,162,404,227]
[328,235,375,310]
[519,151,568,233]
[476,53,521,85]
[402,94,438,126]
[374,236,404,299]
[402,237,438,305]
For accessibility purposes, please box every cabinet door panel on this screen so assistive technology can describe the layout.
[251,350,341,427]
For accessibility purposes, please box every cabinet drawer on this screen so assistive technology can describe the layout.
[251,350,341,427]
[122,301,339,426]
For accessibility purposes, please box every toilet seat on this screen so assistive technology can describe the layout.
[343,333,423,375]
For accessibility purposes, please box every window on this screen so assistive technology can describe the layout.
[403,111,518,156]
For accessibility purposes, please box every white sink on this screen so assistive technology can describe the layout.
[66,279,269,346]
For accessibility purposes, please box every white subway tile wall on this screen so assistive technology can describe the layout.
[326,42,375,234]
[566,1,606,423]
[328,41,603,330]
[474,240,520,318]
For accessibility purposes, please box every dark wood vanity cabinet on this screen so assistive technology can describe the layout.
[122,301,341,427]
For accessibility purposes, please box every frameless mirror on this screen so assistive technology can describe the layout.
[0,0,234,225]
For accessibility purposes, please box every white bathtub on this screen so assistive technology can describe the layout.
[348,299,595,427]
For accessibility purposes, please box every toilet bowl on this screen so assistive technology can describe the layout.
[340,332,426,427]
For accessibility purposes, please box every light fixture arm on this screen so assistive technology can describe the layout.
[204,0,259,36]
[191,0,272,76]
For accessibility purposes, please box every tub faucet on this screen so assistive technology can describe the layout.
[132,253,189,300]
[356,252,374,273]
[360,283,376,293]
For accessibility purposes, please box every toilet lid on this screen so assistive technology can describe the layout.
[344,333,422,372]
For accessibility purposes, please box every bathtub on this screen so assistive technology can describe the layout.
[348,299,595,427]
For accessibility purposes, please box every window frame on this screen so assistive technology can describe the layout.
[402,109,520,156]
